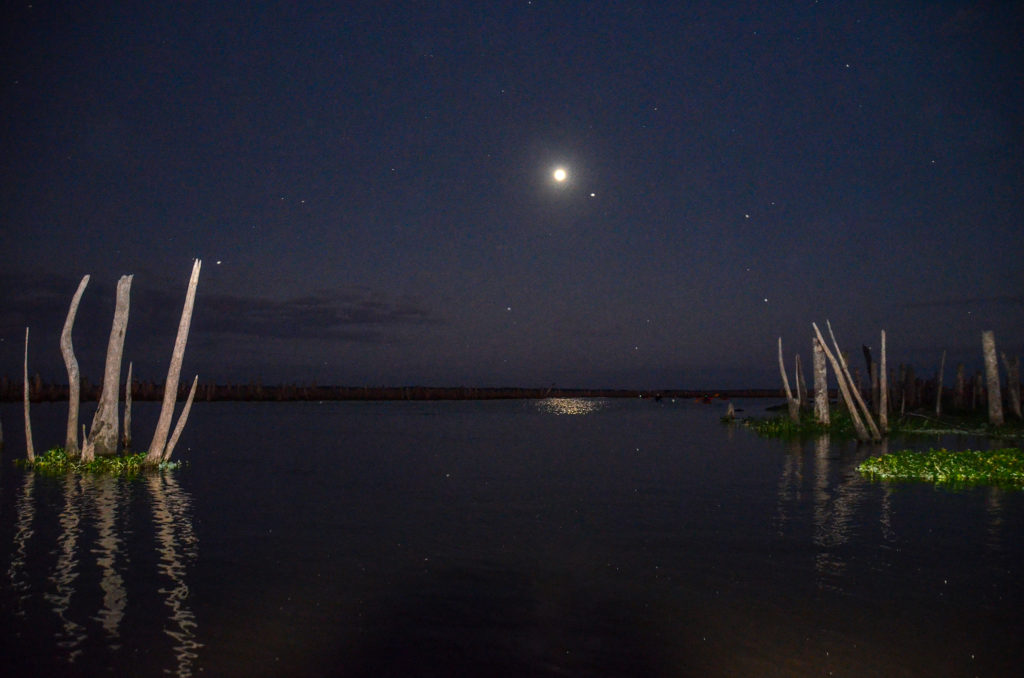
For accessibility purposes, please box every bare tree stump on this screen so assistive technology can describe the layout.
[935,350,946,416]
[60,275,90,459]
[163,375,198,462]
[795,353,808,411]
[982,331,1003,426]
[954,364,965,410]
[813,336,829,425]
[826,321,881,440]
[122,361,133,449]
[88,275,133,458]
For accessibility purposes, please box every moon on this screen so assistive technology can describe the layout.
[553,168,567,182]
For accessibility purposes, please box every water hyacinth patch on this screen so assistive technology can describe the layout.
[16,447,184,476]
[858,448,1024,488]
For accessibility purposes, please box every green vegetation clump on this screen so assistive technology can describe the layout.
[738,411,859,439]
[858,447,1024,488]
[17,448,183,476]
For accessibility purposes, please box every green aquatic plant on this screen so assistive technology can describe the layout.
[16,447,183,476]
[738,410,858,439]
[858,447,1024,488]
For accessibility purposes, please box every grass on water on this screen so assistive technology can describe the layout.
[858,447,1024,488]
[16,447,183,476]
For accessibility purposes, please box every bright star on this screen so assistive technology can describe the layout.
[553,168,567,182]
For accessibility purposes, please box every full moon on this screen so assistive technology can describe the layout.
[553,168,567,182]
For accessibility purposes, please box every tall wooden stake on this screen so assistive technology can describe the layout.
[147,259,201,465]
[60,275,90,459]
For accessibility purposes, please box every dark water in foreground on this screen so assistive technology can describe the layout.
[1,398,1021,677]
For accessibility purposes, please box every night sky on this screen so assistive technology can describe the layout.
[2,1,1022,390]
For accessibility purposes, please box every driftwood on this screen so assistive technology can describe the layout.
[23,328,35,462]
[86,275,133,459]
[60,275,90,458]
[1000,352,1021,419]
[981,331,1003,426]
[147,259,201,465]
[777,337,800,423]
[812,336,829,425]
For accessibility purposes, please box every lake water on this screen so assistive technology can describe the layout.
[1,398,1021,677]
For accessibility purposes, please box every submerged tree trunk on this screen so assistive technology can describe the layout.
[122,361,133,449]
[1000,352,1021,419]
[812,337,829,425]
[935,350,946,416]
[812,323,871,441]
[778,337,800,423]
[147,259,201,465]
[60,275,90,459]
[879,330,888,434]
[982,331,1003,426]
[87,275,133,458]
[24,328,35,462]
[954,364,966,411]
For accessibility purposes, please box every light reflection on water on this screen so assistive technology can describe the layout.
[1,400,1022,676]
[3,466,199,676]
[535,397,607,415]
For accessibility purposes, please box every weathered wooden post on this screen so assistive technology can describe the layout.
[813,336,830,425]
[60,275,90,459]
[147,259,201,465]
[981,331,1003,426]
[935,350,946,416]
[778,337,800,423]
[23,328,35,462]
[1000,353,1021,419]
[85,275,133,459]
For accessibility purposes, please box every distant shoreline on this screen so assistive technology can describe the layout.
[2,381,781,403]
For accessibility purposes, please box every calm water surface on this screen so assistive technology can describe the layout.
[1,398,1021,676]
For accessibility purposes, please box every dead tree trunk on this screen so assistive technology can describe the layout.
[163,375,198,462]
[935,350,946,416]
[812,323,872,441]
[982,331,1004,426]
[795,353,808,411]
[23,328,35,462]
[813,336,830,425]
[954,364,966,410]
[1003,356,1019,419]
[122,361,133,449]
[86,275,132,459]
[879,330,888,433]
[60,275,90,459]
[778,337,800,423]
[147,259,201,465]
[826,321,881,440]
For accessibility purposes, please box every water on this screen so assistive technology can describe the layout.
[1,398,1021,676]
